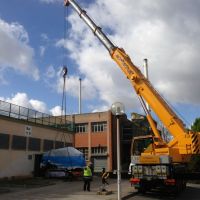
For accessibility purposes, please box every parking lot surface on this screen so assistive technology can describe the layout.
[1,177,200,200]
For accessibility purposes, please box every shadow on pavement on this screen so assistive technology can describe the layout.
[122,191,138,200]
[122,185,200,200]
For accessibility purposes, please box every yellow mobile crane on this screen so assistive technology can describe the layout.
[64,0,200,193]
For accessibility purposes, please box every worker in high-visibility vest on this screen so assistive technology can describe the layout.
[83,165,92,191]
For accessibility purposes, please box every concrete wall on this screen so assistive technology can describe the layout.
[0,150,34,178]
[0,117,73,178]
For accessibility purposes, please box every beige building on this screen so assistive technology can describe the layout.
[0,100,73,179]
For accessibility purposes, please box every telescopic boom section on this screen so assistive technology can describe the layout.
[64,0,115,52]
[64,0,200,153]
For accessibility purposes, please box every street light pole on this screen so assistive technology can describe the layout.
[111,102,125,200]
[116,115,121,200]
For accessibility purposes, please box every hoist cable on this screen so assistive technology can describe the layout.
[63,7,67,66]
[55,6,68,146]
[61,6,74,150]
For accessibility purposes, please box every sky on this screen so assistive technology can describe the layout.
[0,0,200,128]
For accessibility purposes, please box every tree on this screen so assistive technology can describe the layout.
[191,118,200,132]
[188,117,200,172]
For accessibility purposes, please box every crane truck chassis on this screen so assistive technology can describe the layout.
[64,0,200,194]
[129,135,188,193]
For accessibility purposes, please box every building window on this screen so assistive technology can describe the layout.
[77,147,89,160]
[0,133,9,149]
[91,147,107,155]
[91,122,107,132]
[75,123,88,133]
[12,135,26,150]
[55,141,64,149]
[43,139,54,151]
[28,137,41,151]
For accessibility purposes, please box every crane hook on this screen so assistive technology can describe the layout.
[62,66,68,78]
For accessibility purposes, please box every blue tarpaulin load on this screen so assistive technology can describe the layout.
[42,147,86,169]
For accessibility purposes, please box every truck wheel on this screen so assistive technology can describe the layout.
[138,188,146,194]
[44,170,50,178]
[182,180,186,190]
[138,182,146,194]
[173,180,181,195]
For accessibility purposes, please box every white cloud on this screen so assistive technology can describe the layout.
[0,92,69,117]
[91,105,110,113]
[29,99,47,113]
[45,65,56,78]
[50,105,62,116]
[0,68,8,85]
[41,33,49,41]
[39,46,46,57]
[3,93,30,108]
[39,0,62,4]
[58,0,200,113]
[0,18,39,81]
[56,74,97,100]
[1,93,48,113]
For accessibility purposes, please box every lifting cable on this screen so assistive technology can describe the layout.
[63,6,74,150]
[56,6,74,169]
[61,3,68,125]
[55,6,73,151]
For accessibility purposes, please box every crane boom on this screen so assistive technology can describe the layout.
[64,0,115,52]
[64,0,200,154]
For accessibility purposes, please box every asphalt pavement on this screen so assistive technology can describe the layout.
[0,176,133,200]
[1,177,200,200]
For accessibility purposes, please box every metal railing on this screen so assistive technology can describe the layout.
[0,100,75,132]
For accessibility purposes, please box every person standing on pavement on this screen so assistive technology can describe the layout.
[101,167,109,191]
[83,165,92,191]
